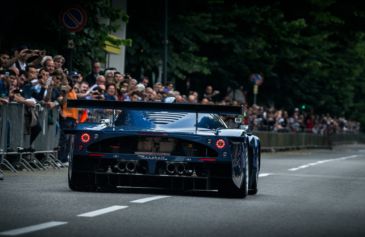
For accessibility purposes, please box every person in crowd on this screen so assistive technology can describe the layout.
[187,94,198,103]
[104,83,118,101]
[201,98,210,104]
[129,78,138,90]
[153,82,163,93]
[305,114,315,133]
[0,70,13,103]
[5,69,41,148]
[114,71,124,89]
[203,85,220,102]
[20,66,38,99]
[163,81,174,93]
[175,95,185,103]
[76,81,93,100]
[42,57,55,74]
[53,55,65,71]
[0,51,11,71]
[130,91,141,102]
[85,61,102,86]
[58,76,78,165]
[88,75,106,100]
[43,69,64,109]
[68,71,82,90]
[226,85,246,104]
[12,46,30,71]
[143,87,157,101]
[141,76,149,87]
[104,69,115,84]
[31,68,49,102]
[118,81,130,101]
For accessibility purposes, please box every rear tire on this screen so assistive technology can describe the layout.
[68,160,96,192]
[219,176,248,198]
[219,146,249,198]
[248,146,260,195]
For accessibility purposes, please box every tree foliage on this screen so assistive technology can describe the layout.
[126,0,365,129]
[50,0,130,74]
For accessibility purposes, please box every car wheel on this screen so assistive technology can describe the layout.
[219,147,249,198]
[248,147,259,195]
[68,159,95,192]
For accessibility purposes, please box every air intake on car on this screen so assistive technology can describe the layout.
[145,112,187,124]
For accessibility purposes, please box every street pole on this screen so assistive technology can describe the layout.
[253,84,258,105]
[163,0,168,84]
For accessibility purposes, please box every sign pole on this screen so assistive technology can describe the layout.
[249,73,263,106]
[253,85,258,105]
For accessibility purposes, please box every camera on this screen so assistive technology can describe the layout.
[12,89,22,94]
[61,85,69,92]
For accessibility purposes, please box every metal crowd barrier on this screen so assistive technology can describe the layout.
[0,103,62,172]
[255,131,364,151]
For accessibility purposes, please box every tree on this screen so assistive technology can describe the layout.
[51,0,130,74]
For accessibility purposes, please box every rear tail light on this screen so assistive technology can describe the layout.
[199,158,216,162]
[87,153,104,157]
[81,133,91,143]
[216,139,226,149]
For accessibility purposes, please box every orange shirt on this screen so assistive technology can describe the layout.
[61,90,78,121]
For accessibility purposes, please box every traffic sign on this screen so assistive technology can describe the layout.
[61,6,87,32]
[250,73,264,86]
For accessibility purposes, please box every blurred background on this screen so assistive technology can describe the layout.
[0,0,364,130]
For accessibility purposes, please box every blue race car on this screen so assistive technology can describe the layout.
[66,100,261,198]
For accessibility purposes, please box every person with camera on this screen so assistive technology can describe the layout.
[3,69,40,150]
[88,75,106,100]
[10,47,46,72]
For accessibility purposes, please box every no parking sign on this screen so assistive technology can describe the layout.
[60,6,87,32]
[249,73,264,86]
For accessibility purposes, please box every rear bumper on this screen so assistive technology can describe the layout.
[71,156,232,190]
[72,171,231,190]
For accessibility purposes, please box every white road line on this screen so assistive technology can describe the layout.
[289,155,358,171]
[77,205,128,217]
[0,221,67,236]
[130,195,170,203]
[259,173,272,177]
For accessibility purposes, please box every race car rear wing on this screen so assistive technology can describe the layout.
[67,100,243,115]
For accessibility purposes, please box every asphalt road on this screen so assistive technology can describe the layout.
[1,144,365,237]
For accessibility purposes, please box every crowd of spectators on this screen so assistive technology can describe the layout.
[0,46,361,138]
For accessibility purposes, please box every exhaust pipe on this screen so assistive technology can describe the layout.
[176,163,185,175]
[166,163,176,175]
[115,161,126,173]
[126,161,137,173]
[185,165,194,176]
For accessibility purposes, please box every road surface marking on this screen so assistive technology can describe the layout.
[259,173,272,177]
[275,172,365,181]
[77,205,128,217]
[0,221,67,236]
[288,155,358,171]
[130,195,170,203]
